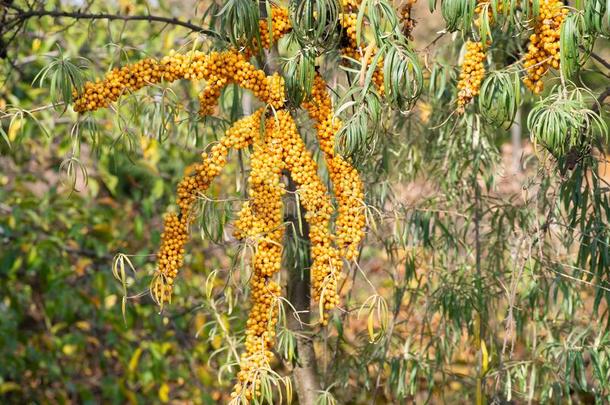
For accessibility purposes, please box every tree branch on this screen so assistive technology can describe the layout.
[2,7,223,41]
[590,51,610,72]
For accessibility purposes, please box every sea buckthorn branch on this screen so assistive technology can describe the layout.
[456,0,503,113]
[523,0,567,93]
[70,5,372,396]
[302,75,365,261]
[457,41,487,113]
[152,109,264,305]
[257,6,291,50]
[73,49,285,113]
[273,109,342,325]
[232,115,285,401]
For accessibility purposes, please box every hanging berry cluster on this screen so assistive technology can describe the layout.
[257,6,291,50]
[523,0,567,93]
[457,41,487,112]
[455,0,494,112]
[73,5,366,401]
[455,0,569,111]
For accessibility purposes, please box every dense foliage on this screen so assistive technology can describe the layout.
[1,0,609,404]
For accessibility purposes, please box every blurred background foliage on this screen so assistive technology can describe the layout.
[1,0,610,404]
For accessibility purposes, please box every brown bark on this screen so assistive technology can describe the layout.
[284,173,320,405]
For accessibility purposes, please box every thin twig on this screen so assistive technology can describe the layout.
[3,7,223,40]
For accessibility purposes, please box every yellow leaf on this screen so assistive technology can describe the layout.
[220,314,230,331]
[51,322,67,334]
[367,311,375,342]
[140,136,160,167]
[8,116,22,142]
[86,336,101,347]
[193,313,207,332]
[32,38,41,52]
[161,342,172,355]
[62,344,78,356]
[76,321,91,331]
[211,335,223,350]
[0,382,21,394]
[197,366,212,385]
[481,340,489,374]
[105,294,117,309]
[158,383,170,403]
[128,347,143,375]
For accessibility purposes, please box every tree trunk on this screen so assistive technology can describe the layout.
[284,173,320,405]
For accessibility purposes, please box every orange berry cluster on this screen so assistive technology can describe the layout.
[73,50,284,115]
[232,114,284,401]
[341,12,359,54]
[301,76,366,324]
[152,109,265,304]
[257,6,291,50]
[73,57,161,112]
[457,41,486,112]
[275,110,341,325]
[303,75,365,262]
[523,0,567,93]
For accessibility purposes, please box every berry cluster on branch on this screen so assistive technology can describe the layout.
[152,110,264,304]
[232,114,285,401]
[523,0,567,93]
[303,75,365,262]
[73,7,369,398]
[257,6,291,50]
[73,49,284,114]
[457,41,486,112]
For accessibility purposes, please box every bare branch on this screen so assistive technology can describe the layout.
[1,6,224,41]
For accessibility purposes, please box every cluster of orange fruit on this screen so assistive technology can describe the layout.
[73,49,284,115]
[257,6,291,50]
[231,101,364,395]
[523,0,567,93]
[153,110,265,304]
[232,112,285,400]
[72,5,368,401]
[303,75,366,323]
[303,75,365,263]
[457,41,487,112]
[455,0,496,112]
